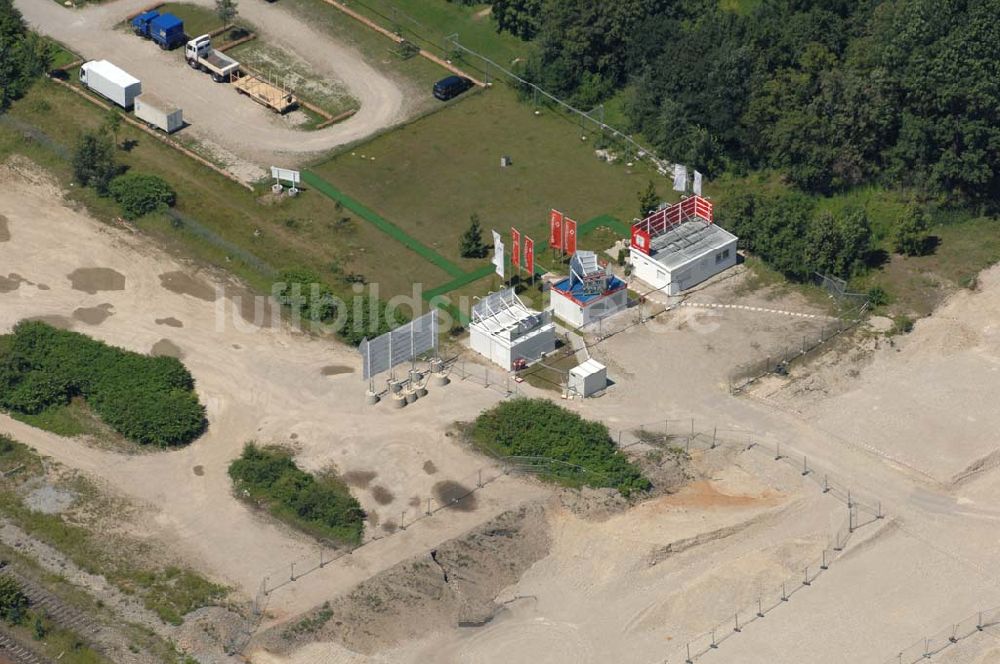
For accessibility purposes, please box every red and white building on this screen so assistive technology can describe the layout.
[629,195,737,295]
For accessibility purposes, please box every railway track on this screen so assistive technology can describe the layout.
[0,629,50,664]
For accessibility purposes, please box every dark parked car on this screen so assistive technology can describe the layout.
[433,75,473,101]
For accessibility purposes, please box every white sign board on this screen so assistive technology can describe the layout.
[270,166,301,185]
[492,230,505,279]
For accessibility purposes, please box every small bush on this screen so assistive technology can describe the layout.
[471,398,650,497]
[0,576,28,625]
[108,172,176,219]
[229,443,365,544]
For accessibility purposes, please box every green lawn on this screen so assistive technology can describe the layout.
[311,85,666,283]
[332,0,530,70]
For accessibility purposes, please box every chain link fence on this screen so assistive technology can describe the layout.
[727,310,866,394]
[606,417,885,663]
[884,606,1000,663]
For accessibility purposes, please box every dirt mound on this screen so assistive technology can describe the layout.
[256,503,550,656]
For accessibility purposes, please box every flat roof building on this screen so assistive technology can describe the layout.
[469,288,556,370]
[550,251,628,328]
[630,195,737,295]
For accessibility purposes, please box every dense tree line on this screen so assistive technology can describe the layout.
[489,0,1000,204]
[0,321,206,446]
[229,443,365,544]
[0,0,50,111]
[472,398,650,496]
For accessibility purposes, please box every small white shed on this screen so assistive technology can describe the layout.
[568,359,607,398]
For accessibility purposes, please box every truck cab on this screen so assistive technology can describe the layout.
[130,10,159,37]
[185,35,240,82]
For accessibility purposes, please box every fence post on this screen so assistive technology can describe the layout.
[710,628,717,649]
[978,611,984,631]
[712,427,717,449]
[426,497,432,515]
[803,566,811,586]
[757,597,764,618]
[734,612,741,633]
[400,510,406,530]
[802,456,810,476]
[781,583,788,602]
[691,418,695,436]
[290,562,295,581]
[823,475,830,493]
[950,624,958,643]
[775,442,782,461]
[821,550,828,570]
[685,643,692,664]
[478,468,483,488]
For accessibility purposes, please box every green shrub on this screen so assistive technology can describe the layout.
[229,443,365,544]
[71,129,120,195]
[108,172,176,219]
[0,575,28,625]
[0,321,205,446]
[471,398,650,497]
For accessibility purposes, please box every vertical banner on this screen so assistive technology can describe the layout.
[491,230,505,279]
[673,164,688,192]
[524,236,535,276]
[511,227,521,270]
[564,218,578,255]
[549,210,564,250]
[693,170,703,196]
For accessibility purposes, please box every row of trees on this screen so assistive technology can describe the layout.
[0,0,50,111]
[489,0,1000,205]
[228,443,365,544]
[472,398,650,497]
[0,321,206,446]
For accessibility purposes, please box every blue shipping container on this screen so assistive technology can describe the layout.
[150,13,185,50]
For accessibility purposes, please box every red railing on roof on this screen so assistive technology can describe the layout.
[630,195,714,255]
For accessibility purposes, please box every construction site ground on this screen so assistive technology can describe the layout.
[4,153,1000,663]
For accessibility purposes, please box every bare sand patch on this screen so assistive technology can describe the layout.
[342,470,376,489]
[67,267,125,294]
[433,481,477,512]
[321,365,353,376]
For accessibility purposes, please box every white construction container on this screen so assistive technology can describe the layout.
[568,359,607,398]
[134,93,183,133]
[79,60,141,109]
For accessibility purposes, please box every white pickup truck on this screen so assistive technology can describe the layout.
[184,35,239,82]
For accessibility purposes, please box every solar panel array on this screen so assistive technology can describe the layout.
[360,309,438,380]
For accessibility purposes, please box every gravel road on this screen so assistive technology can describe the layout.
[17,0,411,177]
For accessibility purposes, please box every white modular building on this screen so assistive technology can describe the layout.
[568,358,607,398]
[550,251,628,328]
[630,195,738,295]
[469,288,556,370]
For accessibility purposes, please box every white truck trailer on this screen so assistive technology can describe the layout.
[134,93,184,133]
[185,35,240,82]
[79,60,142,109]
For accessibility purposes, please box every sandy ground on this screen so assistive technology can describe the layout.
[17,0,414,178]
[6,152,1000,662]
[0,157,547,620]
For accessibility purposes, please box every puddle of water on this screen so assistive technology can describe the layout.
[342,470,376,489]
[321,365,353,376]
[155,317,184,328]
[159,271,217,302]
[73,303,114,325]
[0,215,9,242]
[193,465,205,476]
[36,284,50,291]
[228,285,274,328]
[151,338,183,359]
[433,480,477,512]
[423,460,438,475]
[67,268,126,294]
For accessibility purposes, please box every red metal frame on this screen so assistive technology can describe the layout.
[630,195,714,253]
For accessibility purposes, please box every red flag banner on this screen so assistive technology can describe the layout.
[549,210,564,250]
[564,218,578,255]
[524,236,535,275]
[511,227,521,269]
[631,226,651,255]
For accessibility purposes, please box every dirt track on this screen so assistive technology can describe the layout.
[16,0,413,178]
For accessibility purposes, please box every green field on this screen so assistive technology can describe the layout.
[335,0,530,69]
[157,2,227,37]
[311,85,667,279]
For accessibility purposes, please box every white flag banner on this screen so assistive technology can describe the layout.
[693,170,703,196]
[492,230,505,279]
[673,164,688,192]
